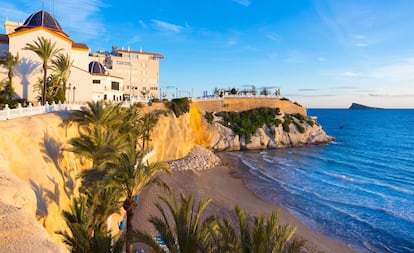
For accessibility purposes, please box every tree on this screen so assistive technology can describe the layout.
[71,100,123,134]
[58,196,124,253]
[133,193,215,253]
[0,51,20,86]
[0,81,17,108]
[108,144,169,253]
[24,36,63,105]
[68,102,168,253]
[0,51,20,106]
[140,113,158,150]
[215,206,305,253]
[51,53,73,99]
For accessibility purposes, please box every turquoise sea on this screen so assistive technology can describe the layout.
[232,109,414,253]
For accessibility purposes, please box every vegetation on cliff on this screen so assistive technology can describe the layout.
[165,97,191,117]
[205,107,316,141]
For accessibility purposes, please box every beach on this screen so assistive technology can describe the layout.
[133,149,356,253]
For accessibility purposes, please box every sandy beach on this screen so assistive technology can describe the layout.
[133,150,356,253]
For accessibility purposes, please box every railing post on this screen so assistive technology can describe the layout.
[17,103,22,117]
[45,101,49,113]
[5,104,10,120]
[28,102,33,116]
[51,101,56,112]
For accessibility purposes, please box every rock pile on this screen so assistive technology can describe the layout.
[168,145,222,171]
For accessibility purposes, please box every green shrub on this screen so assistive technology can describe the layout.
[216,107,281,139]
[204,112,214,124]
[151,98,160,103]
[134,102,144,108]
[282,116,291,132]
[293,101,303,107]
[306,119,315,127]
[166,97,191,117]
[293,121,305,133]
[292,113,305,121]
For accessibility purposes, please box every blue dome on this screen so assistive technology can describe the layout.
[22,10,63,31]
[89,61,106,74]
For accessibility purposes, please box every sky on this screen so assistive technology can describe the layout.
[1,0,414,108]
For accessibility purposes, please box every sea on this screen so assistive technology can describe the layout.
[230,109,414,253]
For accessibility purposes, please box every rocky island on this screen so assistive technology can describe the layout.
[349,102,383,110]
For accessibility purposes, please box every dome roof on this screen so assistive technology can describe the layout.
[22,10,63,31]
[89,61,106,75]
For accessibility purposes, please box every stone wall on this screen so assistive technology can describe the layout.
[194,97,307,115]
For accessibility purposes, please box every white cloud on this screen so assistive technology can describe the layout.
[265,32,279,42]
[0,0,108,41]
[0,2,28,23]
[151,19,184,33]
[138,20,148,29]
[232,0,251,7]
[127,35,141,45]
[368,91,414,98]
[340,71,363,77]
[370,59,414,81]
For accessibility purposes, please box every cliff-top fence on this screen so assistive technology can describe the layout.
[0,102,83,121]
[193,95,307,116]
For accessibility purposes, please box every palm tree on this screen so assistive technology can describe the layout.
[71,100,123,134]
[51,53,73,90]
[224,206,304,253]
[69,126,126,171]
[68,101,168,253]
[51,53,73,100]
[0,51,20,105]
[108,143,169,253]
[133,193,216,253]
[24,36,63,105]
[0,51,21,85]
[87,187,123,231]
[140,113,159,150]
[58,196,124,253]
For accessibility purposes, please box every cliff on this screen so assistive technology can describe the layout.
[0,100,331,251]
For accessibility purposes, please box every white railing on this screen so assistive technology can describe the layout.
[0,101,84,121]
[192,94,283,101]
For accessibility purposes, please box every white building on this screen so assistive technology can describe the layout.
[0,10,163,103]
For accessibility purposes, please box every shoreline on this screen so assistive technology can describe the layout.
[218,151,356,253]
[133,148,356,253]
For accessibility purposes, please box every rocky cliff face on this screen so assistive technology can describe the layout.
[0,100,332,250]
[205,113,332,151]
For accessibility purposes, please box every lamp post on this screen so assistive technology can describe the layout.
[67,83,71,103]
[72,86,76,103]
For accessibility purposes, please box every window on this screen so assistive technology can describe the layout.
[93,80,101,84]
[111,82,120,90]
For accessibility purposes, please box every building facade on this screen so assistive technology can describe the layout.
[94,46,163,101]
[0,10,162,103]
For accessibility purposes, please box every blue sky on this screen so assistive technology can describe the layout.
[1,0,414,108]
